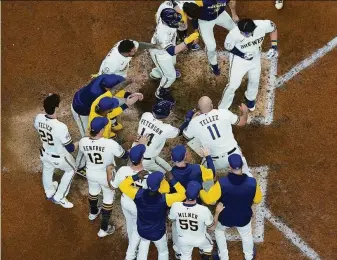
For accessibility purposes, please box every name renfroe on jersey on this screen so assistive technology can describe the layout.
[82,145,105,152]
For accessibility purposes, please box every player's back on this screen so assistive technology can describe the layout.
[34,114,70,155]
[171,202,212,243]
[137,112,179,158]
[187,109,238,154]
[79,137,122,173]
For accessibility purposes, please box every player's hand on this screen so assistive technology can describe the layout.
[215,202,225,214]
[200,147,210,157]
[165,171,174,181]
[244,52,254,60]
[267,48,278,59]
[137,170,149,180]
[239,103,248,114]
[73,141,79,151]
[232,14,239,23]
[129,92,144,101]
[184,32,199,45]
[137,135,149,145]
[126,95,139,106]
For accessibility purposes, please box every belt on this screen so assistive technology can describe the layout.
[211,147,236,159]
[40,148,60,158]
[143,157,152,160]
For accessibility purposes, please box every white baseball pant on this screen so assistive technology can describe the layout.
[142,156,172,173]
[86,171,115,204]
[218,54,261,110]
[136,232,169,260]
[121,194,138,241]
[40,150,76,201]
[149,49,177,90]
[178,233,213,260]
[214,221,254,260]
[70,104,88,169]
[202,146,252,177]
[198,11,236,66]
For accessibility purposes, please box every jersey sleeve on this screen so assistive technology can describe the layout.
[163,124,180,139]
[204,208,214,227]
[100,53,121,75]
[108,139,125,158]
[224,31,237,51]
[256,20,276,34]
[59,124,72,146]
[165,182,186,207]
[200,165,214,182]
[253,184,263,204]
[168,203,177,221]
[219,109,239,125]
[119,176,139,200]
[200,181,221,205]
[183,121,195,140]
[111,168,123,189]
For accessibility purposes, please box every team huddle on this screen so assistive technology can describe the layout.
[34,1,279,260]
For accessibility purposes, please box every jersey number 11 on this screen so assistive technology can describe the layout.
[207,124,221,140]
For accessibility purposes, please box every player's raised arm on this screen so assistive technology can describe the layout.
[200,180,222,205]
[228,0,239,22]
[164,172,186,207]
[119,171,147,200]
[208,202,225,231]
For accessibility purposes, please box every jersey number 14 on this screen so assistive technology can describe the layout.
[140,128,155,146]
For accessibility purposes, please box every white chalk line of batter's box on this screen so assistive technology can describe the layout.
[275,36,337,88]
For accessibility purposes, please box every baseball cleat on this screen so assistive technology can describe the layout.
[275,0,283,9]
[175,69,181,78]
[189,43,200,51]
[76,167,87,178]
[88,207,102,221]
[210,64,221,76]
[175,252,181,260]
[46,181,59,200]
[52,197,74,209]
[155,87,171,99]
[245,97,256,111]
[149,72,161,80]
[97,225,116,238]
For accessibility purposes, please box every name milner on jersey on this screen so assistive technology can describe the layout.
[39,122,52,131]
[199,115,219,126]
[178,212,198,219]
[140,119,163,135]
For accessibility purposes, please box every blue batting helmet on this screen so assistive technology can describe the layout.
[160,8,182,28]
[152,100,175,119]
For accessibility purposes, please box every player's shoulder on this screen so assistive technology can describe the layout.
[141,112,153,119]
[34,113,45,122]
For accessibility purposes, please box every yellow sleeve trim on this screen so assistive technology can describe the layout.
[159,179,170,194]
[166,182,186,207]
[195,1,203,7]
[119,176,138,200]
[200,165,214,182]
[253,184,263,204]
[200,181,221,205]
[114,90,126,98]
[108,107,123,119]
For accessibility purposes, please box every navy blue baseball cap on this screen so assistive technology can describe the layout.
[186,181,201,201]
[228,154,243,170]
[97,97,119,111]
[171,145,186,162]
[130,144,146,165]
[90,117,109,132]
[147,171,164,191]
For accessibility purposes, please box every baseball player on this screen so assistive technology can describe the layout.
[98,39,159,78]
[34,94,77,209]
[78,117,129,238]
[200,154,263,260]
[183,96,251,173]
[71,74,141,171]
[149,1,199,99]
[182,0,238,75]
[169,181,224,260]
[136,100,194,172]
[218,18,278,111]
[119,170,186,260]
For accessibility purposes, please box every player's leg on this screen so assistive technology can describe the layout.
[70,104,88,137]
[171,222,181,259]
[137,237,151,260]
[150,50,163,79]
[237,221,254,260]
[153,234,169,260]
[125,229,141,260]
[214,222,229,260]
[216,11,236,31]
[245,58,262,111]
[87,178,101,220]
[155,156,172,172]
[198,233,214,260]
[98,184,115,237]
[154,54,177,98]
[198,19,219,73]
[142,157,171,173]
[40,154,57,199]
[179,244,193,260]
[52,154,76,207]
[121,196,135,241]
[218,55,250,109]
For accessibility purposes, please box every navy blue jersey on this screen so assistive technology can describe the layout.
[72,74,124,116]
[199,0,229,21]
[171,164,203,188]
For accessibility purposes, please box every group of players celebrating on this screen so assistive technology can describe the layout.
[34,1,281,259]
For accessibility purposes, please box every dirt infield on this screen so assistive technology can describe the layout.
[2,1,337,260]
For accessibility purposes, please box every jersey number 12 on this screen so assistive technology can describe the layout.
[88,153,103,164]
[207,124,221,140]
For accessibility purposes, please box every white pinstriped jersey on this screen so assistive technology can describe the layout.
[169,202,214,244]
[34,114,72,155]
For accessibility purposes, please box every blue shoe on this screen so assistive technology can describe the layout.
[245,97,256,111]
[189,43,200,51]
[176,69,181,78]
[210,64,220,76]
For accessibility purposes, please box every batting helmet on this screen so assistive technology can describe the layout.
[152,100,175,119]
[238,19,256,33]
[160,8,182,28]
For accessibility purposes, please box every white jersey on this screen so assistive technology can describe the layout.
[169,202,214,244]
[138,112,179,158]
[98,40,139,77]
[34,114,72,155]
[151,1,178,55]
[225,20,276,56]
[111,166,148,190]
[183,109,239,155]
[79,137,125,173]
